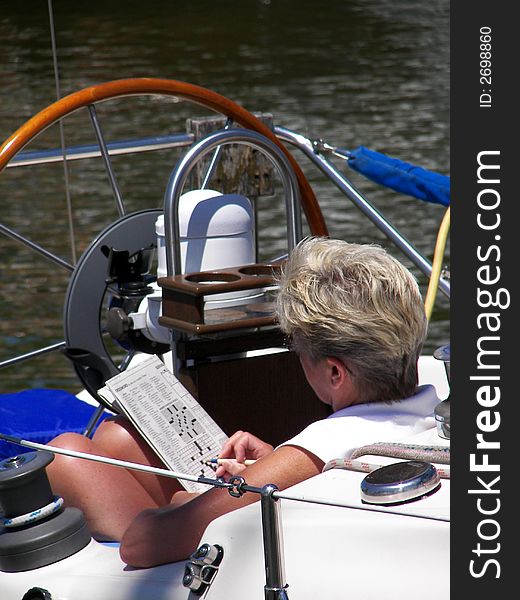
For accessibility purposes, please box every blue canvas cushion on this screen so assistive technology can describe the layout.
[0,389,109,459]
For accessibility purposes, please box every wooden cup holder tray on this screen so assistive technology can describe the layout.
[158,263,282,335]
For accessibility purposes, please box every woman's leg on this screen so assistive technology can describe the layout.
[46,416,183,541]
[91,416,183,506]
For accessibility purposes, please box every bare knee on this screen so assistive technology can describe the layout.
[93,416,136,453]
[51,432,93,453]
[47,433,94,473]
[93,416,159,466]
[46,433,96,491]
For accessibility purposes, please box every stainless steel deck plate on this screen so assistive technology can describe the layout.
[360,460,440,505]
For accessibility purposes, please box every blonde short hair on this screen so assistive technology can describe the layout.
[276,237,427,403]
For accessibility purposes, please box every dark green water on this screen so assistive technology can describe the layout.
[0,0,449,393]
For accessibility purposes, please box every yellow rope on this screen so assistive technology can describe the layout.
[424,206,450,321]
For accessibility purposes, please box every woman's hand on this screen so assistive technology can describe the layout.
[215,430,274,478]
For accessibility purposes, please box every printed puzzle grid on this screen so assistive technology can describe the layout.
[105,355,228,493]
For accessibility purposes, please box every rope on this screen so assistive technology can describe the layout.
[349,442,450,464]
[2,496,64,528]
[424,206,450,321]
[322,457,450,479]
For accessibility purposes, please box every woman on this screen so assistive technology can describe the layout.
[48,237,438,567]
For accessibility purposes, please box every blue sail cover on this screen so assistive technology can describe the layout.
[347,146,450,206]
[0,389,109,458]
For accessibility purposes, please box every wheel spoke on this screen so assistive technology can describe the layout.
[0,223,73,272]
[88,104,126,217]
[0,341,67,370]
[201,118,233,189]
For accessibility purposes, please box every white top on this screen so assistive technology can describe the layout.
[278,384,440,463]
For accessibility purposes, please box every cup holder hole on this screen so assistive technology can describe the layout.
[238,265,280,277]
[185,273,241,284]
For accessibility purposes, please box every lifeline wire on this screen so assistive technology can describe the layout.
[0,432,200,486]
[1,432,450,521]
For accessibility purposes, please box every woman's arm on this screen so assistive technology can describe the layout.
[120,444,324,567]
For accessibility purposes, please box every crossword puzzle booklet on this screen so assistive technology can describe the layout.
[97,354,229,493]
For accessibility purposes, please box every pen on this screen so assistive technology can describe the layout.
[205,458,257,466]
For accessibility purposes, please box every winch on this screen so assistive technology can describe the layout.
[0,451,91,573]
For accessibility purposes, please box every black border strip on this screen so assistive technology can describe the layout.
[452,1,514,594]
